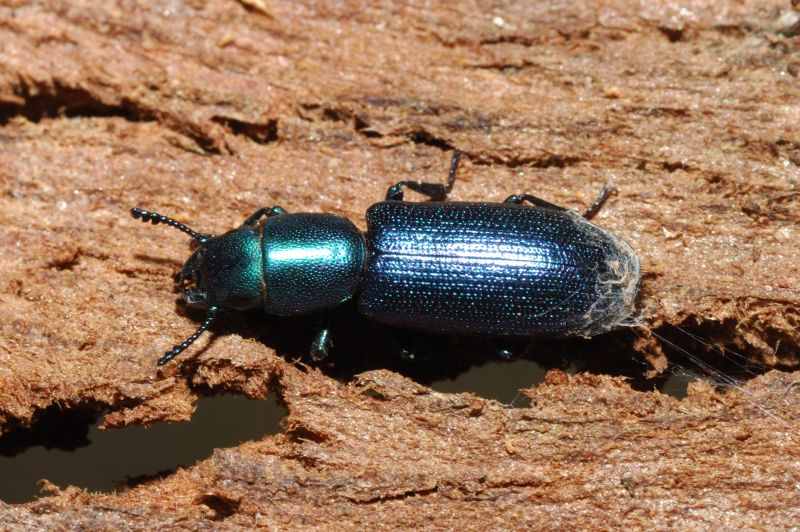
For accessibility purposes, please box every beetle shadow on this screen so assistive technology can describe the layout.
[229,302,478,384]
[156,300,778,403]
[229,302,679,396]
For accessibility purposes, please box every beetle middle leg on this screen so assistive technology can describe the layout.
[504,194,567,213]
[505,185,616,220]
[385,151,461,201]
[242,206,288,227]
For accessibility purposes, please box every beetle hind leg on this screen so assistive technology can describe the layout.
[581,185,616,220]
[385,151,461,201]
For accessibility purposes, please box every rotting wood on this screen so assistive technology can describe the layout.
[2,368,799,528]
[0,0,799,527]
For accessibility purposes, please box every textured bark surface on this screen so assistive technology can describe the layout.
[1,0,799,527]
[2,368,800,528]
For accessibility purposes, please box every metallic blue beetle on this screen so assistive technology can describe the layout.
[132,153,640,365]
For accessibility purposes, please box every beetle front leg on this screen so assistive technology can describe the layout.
[242,206,288,227]
[385,151,461,201]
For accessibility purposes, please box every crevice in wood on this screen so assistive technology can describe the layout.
[0,81,148,125]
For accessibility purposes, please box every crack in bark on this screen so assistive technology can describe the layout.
[470,151,581,169]
[210,116,279,145]
[407,129,454,152]
[479,34,540,47]
[346,485,439,504]
[0,81,280,152]
[0,82,146,125]
[465,59,540,72]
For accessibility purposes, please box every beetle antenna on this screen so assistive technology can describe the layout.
[131,208,211,244]
[158,306,218,366]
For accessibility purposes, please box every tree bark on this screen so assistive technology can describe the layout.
[1,0,798,527]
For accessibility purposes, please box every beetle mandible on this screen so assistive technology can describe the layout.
[131,152,640,365]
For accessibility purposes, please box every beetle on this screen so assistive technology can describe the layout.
[131,152,640,365]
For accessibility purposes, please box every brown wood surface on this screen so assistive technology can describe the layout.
[1,0,799,527]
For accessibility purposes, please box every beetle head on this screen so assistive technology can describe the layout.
[131,208,264,364]
[176,226,264,311]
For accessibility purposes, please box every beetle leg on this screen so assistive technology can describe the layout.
[504,194,567,213]
[484,338,518,360]
[382,329,417,360]
[385,151,461,201]
[242,206,288,227]
[581,185,616,220]
[397,346,416,361]
[495,346,514,360]
[309,327,333,361]
[505,185,616,220]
